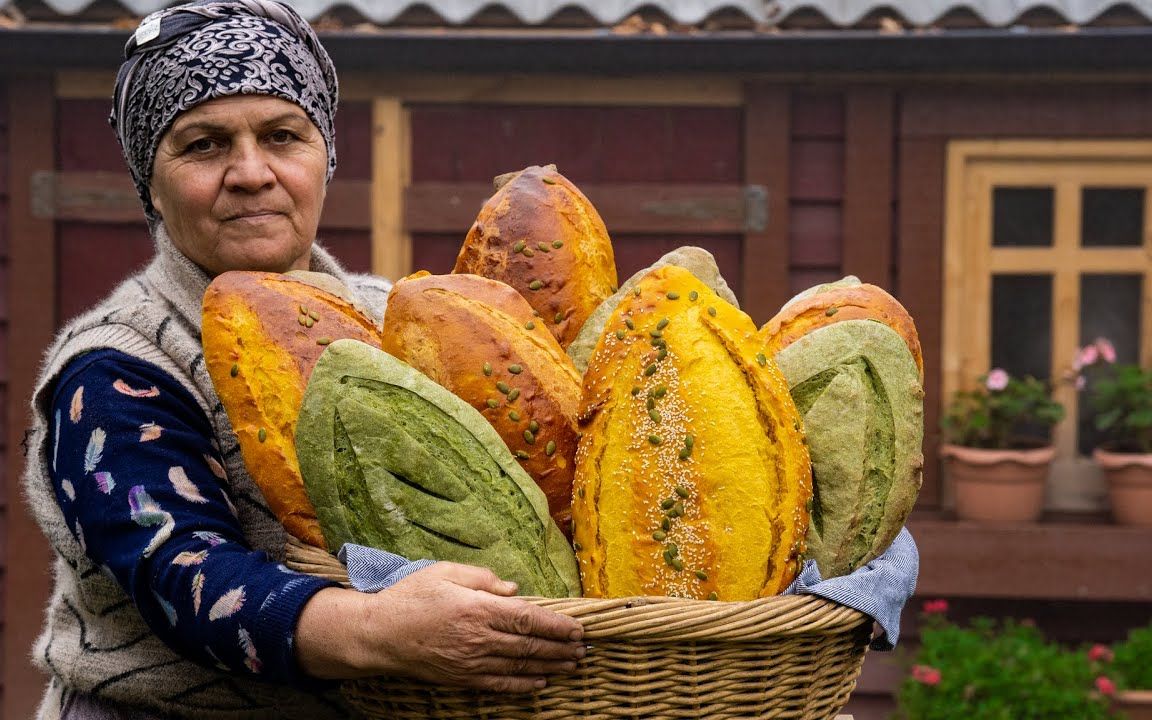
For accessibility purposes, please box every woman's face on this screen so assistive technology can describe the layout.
[150,95,328,276]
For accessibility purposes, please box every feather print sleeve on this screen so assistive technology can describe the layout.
[47,349,336,683]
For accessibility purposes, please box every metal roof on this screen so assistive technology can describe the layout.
[3,0,1152,27]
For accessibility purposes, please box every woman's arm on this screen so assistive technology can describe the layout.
[48,350,337,680]
[296,563,585,692]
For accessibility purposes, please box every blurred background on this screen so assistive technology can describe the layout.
[2,0,1152,717]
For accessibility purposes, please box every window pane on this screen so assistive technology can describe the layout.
[1081,187,1145,247]
[991,274,1052,382]
[993,187,1054,247]
[1078,274,1143,454]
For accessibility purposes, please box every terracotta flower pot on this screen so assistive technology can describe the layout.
[1093,448,1152,527]
[1114,690,1152,720]
[941,444,1055,523]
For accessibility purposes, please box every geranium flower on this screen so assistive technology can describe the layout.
[1078,344,1100,368]
[1087,644,1114,663]
[1095,675,1116,696]
[922,599,949,615]
[912,664,942,686]
[1095,337,1117,364]
[985,368,1010,391]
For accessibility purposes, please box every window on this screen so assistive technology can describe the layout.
[943,141,1152,511]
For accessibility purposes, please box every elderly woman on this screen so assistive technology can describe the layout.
[22,2,585,717]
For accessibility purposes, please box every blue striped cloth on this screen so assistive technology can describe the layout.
[785,527,919,650]
[337,544,435,592]
[341,527,918,651]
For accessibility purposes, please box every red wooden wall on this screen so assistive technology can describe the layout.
[407,104,745,288]
[0,79,9,712]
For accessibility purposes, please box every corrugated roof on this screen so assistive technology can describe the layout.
[3,0,1152,27]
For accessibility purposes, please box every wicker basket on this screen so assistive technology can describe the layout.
[287,539,871,720]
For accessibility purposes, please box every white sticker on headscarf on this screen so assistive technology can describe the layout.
[135,17,161,47]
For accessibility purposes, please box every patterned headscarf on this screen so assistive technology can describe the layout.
[111,0,338,220]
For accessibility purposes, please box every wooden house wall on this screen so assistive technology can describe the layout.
[404,103,745,288]
[0,79,9,713]
[4,71,1152,719]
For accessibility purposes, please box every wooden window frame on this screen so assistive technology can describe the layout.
[942,140,1152,511]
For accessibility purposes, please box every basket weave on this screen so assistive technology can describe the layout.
[287,539,871,720]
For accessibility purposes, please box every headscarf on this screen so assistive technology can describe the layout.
[110,0,338,220]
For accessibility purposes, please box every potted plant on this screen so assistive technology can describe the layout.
[1074,338,1152,526]
[895,600,1115,719]
[941,369,1065,522]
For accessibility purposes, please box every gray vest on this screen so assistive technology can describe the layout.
[23,228,390,719]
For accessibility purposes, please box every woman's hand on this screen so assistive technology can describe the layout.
[295,562,586,692]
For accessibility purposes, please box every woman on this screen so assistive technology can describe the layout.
[23,2,585,717]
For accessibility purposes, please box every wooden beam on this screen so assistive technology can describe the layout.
[29,172,761,236]
[742,83,791,326]
[405,182,757,235]
[5,73,57,720]
[28,171,371,229]
[372,97,412,281]
[332,74,744,106]
[842,87,894,286]
[910,518,1152,600]
[57,71,745,106]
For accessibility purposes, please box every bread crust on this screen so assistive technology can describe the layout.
[573,266,811,600]
[202,271,383,548]
[760,282,923,379]
[381,272,581,536]
[453,165,617,349]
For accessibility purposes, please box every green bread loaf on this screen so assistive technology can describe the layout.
[567,246,739,373]
[296,339,580,598]
[773,320,924,578]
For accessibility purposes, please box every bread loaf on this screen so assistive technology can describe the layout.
[568,245,739,373]
[762,276,923,379]
[296,339,580,597]
[202,271,383,548]
[572,266,811,600]
[771,319,924,578]
[453,165,618,349]
[380,271,581,536]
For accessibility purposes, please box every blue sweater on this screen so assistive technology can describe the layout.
[47,348,335,683]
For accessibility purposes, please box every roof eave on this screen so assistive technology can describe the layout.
[3,26,1152,74]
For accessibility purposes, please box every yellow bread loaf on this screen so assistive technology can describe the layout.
[202,271,384,548]
[453,165,618,349]
[381,271,582,536]
[572,266,812,599]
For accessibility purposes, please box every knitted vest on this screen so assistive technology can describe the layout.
[23,227,391,719]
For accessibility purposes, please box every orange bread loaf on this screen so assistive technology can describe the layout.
[381,271,582,536]
[572,266,812,599]
[202,271,384,548]
[452,165,618,349]
[760,276,923,379]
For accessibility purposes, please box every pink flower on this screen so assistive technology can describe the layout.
[1078,344,1100,368]
[1088,644,1114,663]
[1095,675,1116,696]
[922,599,949,615]
[912,665,942,686]
[1095,337,1117,364]
[1076,375,1086,391]
[986,368,1010,391]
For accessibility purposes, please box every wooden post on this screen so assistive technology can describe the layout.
[371,97,412,282]
[742,83,791,325]
[897,138,947,509]
[5,74,57,720]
